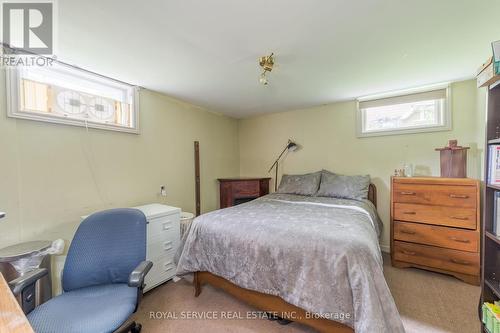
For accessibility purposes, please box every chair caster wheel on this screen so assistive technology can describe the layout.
[131,323,142,333]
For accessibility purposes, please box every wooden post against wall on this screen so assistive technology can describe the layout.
[194,141,201,216]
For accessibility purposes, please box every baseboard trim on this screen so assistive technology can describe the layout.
[380,244,390,253]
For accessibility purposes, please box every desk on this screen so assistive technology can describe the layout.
[0,273,33,333]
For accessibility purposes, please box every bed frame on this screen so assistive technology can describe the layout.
[193,183,377,333]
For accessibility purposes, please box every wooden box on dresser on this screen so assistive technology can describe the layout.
[390,177,480,285]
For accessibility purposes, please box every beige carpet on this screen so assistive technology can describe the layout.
[132,254,480,332]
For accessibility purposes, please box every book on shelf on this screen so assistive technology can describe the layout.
[482,301,500,333]
[489,145,500,185]
[494,192,500,237]
[493,40,500,74]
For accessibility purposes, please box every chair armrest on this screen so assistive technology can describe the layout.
[128,261,153,288]
[9,268,48,296]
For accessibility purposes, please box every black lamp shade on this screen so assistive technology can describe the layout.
[287,141,298,152]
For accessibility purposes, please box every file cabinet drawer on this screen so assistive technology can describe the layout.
[147,213,181,243]
[145,253,176,289]
[147,238,178,260]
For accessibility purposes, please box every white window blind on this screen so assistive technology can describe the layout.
[357,85,451,137]
[7,61,139,133]
[359,88,447,109]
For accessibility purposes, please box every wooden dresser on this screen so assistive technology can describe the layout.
[218,178,271,208]
[390,177,480,285]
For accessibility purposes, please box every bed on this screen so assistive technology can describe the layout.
[176,184,404,333]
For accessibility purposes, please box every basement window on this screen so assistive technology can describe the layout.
[357,84,451,137]
[6,63,139,133]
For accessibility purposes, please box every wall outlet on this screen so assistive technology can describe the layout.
[160,186,167,197]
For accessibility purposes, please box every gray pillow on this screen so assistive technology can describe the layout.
[317,173,370,200]
[321,169,336,177]
[277,172,321,196]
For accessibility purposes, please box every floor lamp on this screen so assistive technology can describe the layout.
[268,139,298,191]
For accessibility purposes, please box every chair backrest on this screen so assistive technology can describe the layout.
[62,208,147,292]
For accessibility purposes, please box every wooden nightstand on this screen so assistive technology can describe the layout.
[390,177,480,285]
[218,178,271,208]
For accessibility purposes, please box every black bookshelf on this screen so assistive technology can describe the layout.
[482,82,500,325]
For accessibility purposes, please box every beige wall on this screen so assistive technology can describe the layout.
[0,71,240,250]
[239,80,486,250]
[0,76,487,255]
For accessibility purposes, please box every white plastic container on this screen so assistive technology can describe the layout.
[180,212,195,239]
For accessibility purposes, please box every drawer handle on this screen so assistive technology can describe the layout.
[450,216,469,221]
[164,261,174,271]
[400,191,416,195]
[450,258,470,266]
[163,222,172,230]
[403,211,416,215]
[164,241,173,251]
[401,250,416,256]
[400,229,416,235]
[449,194,469,199]
[450,237,471,243]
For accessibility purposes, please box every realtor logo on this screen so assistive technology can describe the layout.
[2,1,53,54]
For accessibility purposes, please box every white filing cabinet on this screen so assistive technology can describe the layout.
[134,204,181,292]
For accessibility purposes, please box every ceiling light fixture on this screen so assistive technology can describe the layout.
[259,53,274,85]
[259,72,268,85]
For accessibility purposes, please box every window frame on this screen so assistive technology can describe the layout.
[356,83,452,138]
[6,65,140,134]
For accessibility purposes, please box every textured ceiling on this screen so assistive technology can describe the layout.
[58,0,500,118]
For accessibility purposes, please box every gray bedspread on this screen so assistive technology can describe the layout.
[176,193,405,332]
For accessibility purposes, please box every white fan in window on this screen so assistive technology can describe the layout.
[56,90,86,115]
[88,97,115,121]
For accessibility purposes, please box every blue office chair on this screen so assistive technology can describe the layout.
[10,208,153,333]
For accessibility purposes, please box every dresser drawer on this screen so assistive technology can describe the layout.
[393,203,476,229]
[393,241,479,275]
[393,183,476,208]
[394,221,478,252]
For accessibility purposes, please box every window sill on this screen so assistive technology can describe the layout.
[357,124,452,138]
[7,110,140,134]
